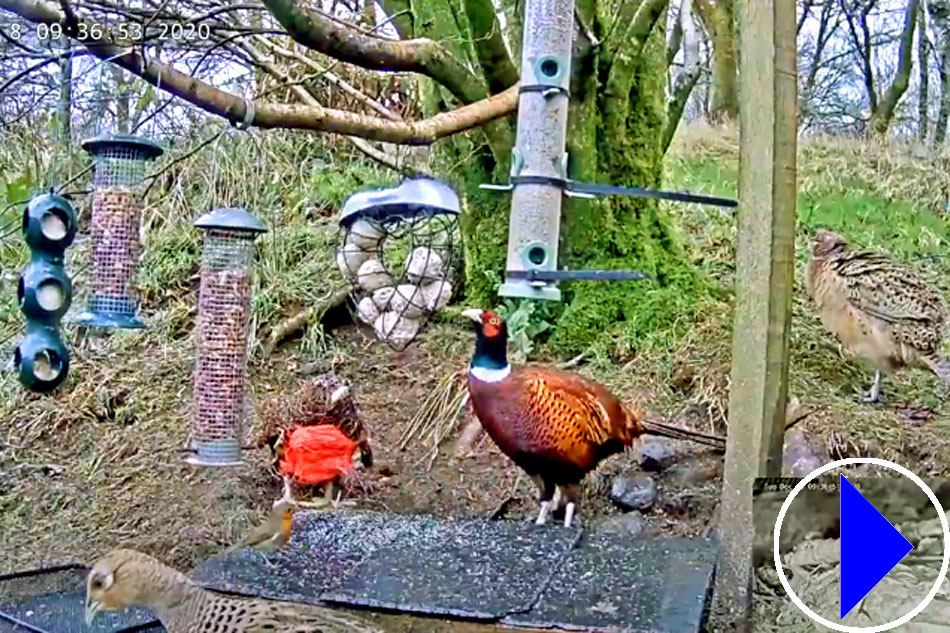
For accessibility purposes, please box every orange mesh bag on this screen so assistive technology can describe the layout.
[279,424,358,485]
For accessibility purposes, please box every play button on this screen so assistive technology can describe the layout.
[773,457,950,632]
[839,473,914,619]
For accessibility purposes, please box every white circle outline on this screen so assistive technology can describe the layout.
[773,457,950,632]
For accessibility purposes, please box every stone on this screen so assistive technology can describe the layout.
[610,474,657,511]
[782,428,827,477]
[637,439,677,471]
[599,511,644,538]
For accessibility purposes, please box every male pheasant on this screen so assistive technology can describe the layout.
[805,229,950,402]
[461,308,725,528]
[85,548,383,632]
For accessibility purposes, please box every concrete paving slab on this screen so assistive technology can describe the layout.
[323,515,581,618]
[504,533,717,632]
[194,510,716,631]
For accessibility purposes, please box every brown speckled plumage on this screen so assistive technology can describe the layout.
[805,230,949,400]
[85,549,382,633]
[462,309,724,526]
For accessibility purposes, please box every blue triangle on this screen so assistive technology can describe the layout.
[840,474,914,619]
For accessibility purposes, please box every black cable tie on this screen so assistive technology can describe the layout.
[506,269,653,282]
[482,175,738,208]
[519,84,571,99]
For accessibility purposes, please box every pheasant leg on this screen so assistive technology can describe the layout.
[533,476,556,526]
[561,484,581,528]
[861,370,882,403]
[535,500,552,525]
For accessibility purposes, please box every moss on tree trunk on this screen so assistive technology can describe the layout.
[405,0,707,353]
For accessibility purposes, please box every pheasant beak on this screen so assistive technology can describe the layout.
[461,308,483,323]
[84,597,101,625]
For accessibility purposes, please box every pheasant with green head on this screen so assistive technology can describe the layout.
[461,308,725,528]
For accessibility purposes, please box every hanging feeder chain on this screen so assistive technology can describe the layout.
[481,174,738,208]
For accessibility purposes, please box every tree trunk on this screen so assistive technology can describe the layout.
[932,1,950,146]
[662,0,702,152]
[405,0,699,352]
[868,0,920,137]
[551,0,704,353]
[56,54,71,144]
[695,0,737,123]
[919,0,930,142]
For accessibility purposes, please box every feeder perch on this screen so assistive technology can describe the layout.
[336,177,462,351]
[76,133,163,329]
[189,207,267,467]
[14,192,77,393]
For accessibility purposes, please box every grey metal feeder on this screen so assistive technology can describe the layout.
[336,177,461,351]
[76,133,164,329]
[189,207,267,467]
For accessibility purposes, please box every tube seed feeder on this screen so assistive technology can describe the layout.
[189,207,267,467]
[76,133,163,329]
[15,193,78,392]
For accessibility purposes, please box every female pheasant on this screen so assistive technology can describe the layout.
[462,308,725,528]
[805,229,950,402]
[85,548,382,632]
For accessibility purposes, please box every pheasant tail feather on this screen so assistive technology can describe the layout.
[640,418,726,451]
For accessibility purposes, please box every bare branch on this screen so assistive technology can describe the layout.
[0,0,517,144]
[256,35,401,120]
[262,0,488,104]
[463,0,519,94]
[238,37,403,169]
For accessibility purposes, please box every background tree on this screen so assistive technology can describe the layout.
[0,0,699,353]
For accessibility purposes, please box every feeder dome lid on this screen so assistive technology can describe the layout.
[195,207,268,233]
[80,133,165,159]
[339,176,460,227]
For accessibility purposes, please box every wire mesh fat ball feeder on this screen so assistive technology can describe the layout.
[189,207,267,467]
[76,133,163,329]
[336,177,461,350]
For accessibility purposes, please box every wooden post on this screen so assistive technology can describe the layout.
[709,0,797,629]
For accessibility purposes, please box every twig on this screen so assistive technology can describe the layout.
[262,287,350,357]
[556,350,588,369]
[488,472,523,520]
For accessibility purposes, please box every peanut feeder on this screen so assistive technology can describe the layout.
[189,207,267,467]
[76,134,163,329]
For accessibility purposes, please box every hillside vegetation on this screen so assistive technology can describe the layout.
[0,123,947,573]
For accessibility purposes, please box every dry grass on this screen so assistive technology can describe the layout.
[0,122,948,585]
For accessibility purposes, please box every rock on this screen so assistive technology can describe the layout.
[782,428,827,477]
[637,439,677,471]
[665,457,722,486]
[599,511,644,537]
[610,474,657,511]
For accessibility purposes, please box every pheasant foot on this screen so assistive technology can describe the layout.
[861,370,883,403]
